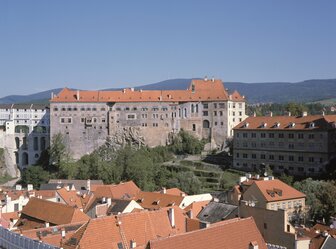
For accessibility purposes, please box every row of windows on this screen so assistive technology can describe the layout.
[54,107,106,112]
[141,123,169,128]
[237,132,321,139]
[269,200,303,211]
[236,152,323,163]
[237,141,321,149]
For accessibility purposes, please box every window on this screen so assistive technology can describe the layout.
[261,154,266,159]
[14,203,19,212]
[308,134,315,139]
[279,155,284,161]
[192,124,196,131]
[239,111,242,116]
[278,133,284,138]
[219,103,225,108]
[288,134,294,139]
[127,114,136,120]
[53,107,58,111]
[261,133,266,138]
[298,133,304,139]
[289,144,294,149]
[251,133,256,138]
[152,123,158,127]
[232,111,235,116]
[214,111,217,116]
[298,156,304,162]
[269,133,274,138]
[269,155,274,160]
[219,111,223,116]
[203,103,208,109]
[243,154,248,158]
[203,111,208,116]
[236,153,240,158]
[213,103,217,108]
[309,157,314,162]
[243,133,248,138]
[141,114,148,118]
[289,156,294,161]
[252,154,256,159]
[125,107,130,111]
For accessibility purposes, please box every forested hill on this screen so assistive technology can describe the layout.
[0,78,335,104]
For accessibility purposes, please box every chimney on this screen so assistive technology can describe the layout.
[27,184,33,191]
[107,198,112,206]
[204,76,208,81]
[211,77,215,82]
[288,111,291,116]
[255,174,260,180]
[87,179,91,192]
[249,241,259,249]
[161,187,167,194]
[61,229,66,238]
[302,111,308,117]
[51,92,54,99]
[15,184,22,191]
[130,240,137,249]
[168,208,175,228]
[322,111,325,116]
[45,222,50,228]
[253,112,256,117]
[269,112,273,117]
[76,90,80,100]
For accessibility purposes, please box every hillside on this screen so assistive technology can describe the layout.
[0,78,335,104]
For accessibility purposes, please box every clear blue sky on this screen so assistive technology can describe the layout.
[0,0,335,97]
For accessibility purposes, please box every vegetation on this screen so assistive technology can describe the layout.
[169,130,206,155]
[247,102,331,117]
[294,178,336,223]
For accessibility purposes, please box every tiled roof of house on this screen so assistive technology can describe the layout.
[234,115,336,131]
[134,191,184,210]
[157,188,186,196]
[16,197,90,230]
[56,188,91,209]
[0,104,49,110]
[297,224,336,249]
[94,181,141,200]
[20,222,85,248]
[50,79,244,103]
[184,200,210,217]
[62,206,187,249]
[33,190,56,200]
[147,217,267,249]
[248,179,306,202]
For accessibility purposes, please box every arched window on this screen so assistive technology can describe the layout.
[191,104,194,113]
[15,137,20,149]
[40,137,46,151]
[203,120,210,128]
[34,137,39,151]
[22,152,28,166]
[196,104,199,113]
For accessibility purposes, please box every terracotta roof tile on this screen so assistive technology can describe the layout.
[63,206,187,249]
[247,179,305,202]
[16,197,90,230]
[134,191,184,210]
[94,181,141,200]
[148,217,267,249]
[184,200,210,217]
[51,79,236,103]
[56,188,90,209]
[234,115,336,131]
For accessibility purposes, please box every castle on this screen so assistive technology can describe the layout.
[50,78,247,159]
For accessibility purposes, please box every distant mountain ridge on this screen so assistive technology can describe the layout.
[0,78,335,104]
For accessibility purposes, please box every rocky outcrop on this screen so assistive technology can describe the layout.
[0,148,20,177]
[106,127,145,151]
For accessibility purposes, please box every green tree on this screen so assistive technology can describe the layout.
[169,130,205,155]
[20,166,50,189]
[49,133,71,170]
[167,171,202,195]
[294,178,336,223]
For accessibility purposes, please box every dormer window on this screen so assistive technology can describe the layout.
[261,122,267,128]
[309,122,315,128]
[274,122,280,128]
[289,122,295,128]
[191,84,195,93]
[244,122,249,128]
[153,200,160,205]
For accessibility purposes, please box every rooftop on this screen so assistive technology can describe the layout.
[51,79,245,103]
[147,217,267,249]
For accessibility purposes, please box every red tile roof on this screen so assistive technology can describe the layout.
[157,188,186,196]
[247,179,305,202]
[62,206,187,249]
[56,188,91,209]
[234,115,336,131]
[50,79,240,103]
[134,191,184,210]
[94,181,141,200]
[184,200,210,217]
[16,197,90,230]
[147,217,267,249]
